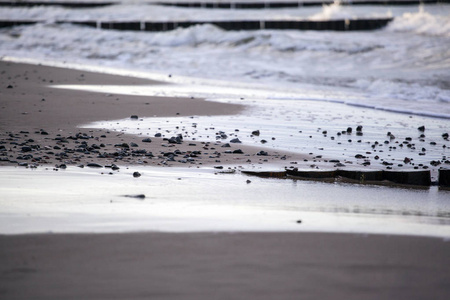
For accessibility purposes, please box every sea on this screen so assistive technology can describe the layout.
[1,1,450,236]
[0,0,449,117]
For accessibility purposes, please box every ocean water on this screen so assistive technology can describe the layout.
[0,1,449,118]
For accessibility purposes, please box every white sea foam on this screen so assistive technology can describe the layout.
[0,2,449,118]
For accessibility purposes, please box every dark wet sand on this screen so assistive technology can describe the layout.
[1,232,450,300]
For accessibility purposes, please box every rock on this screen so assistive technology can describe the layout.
[260,140,267,144]
[124,194,146,199]
[233,149,244,154]
[133,171,141,178]
[246,180,251,184]
[257,151,268,156]
[130,142,139,147]
[230,138,242,143]
[130,115,139,119]
[214,166,224,169]
[86,163,103,168]
[154,133,162,137]
[252,130,260,136]
[443,133,449,140]
[356,125,363,132]
[346,127,352,133]
[7,85,13,88]
[418,126,425,132]
[142,138,152,143]
[21,146,32,152]
[221,143,231,148]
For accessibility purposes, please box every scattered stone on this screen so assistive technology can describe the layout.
[214,166,223,169]
[443,133,449,140]
[155,133,162,137]
[246,180,251,184]
[124,194,146,199]
[130,142,139,147]
[233,149,244,154]
[230,138,242,143]
[130,115,139,119]
[257,151,268,156]
[86,163,103,168]
[356,125,363,132]
[260,139,267,144]
[221,143,231,148]
[142,138,152,143]
[133,171,141,178]
[418,126,425,132]
[346,127,352,133]
[252,130,260,136]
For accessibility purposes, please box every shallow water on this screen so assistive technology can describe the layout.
[0,166,449,237]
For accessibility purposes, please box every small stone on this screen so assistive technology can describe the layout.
[252,130,260,136]
[133,171,141,178]
[142,138,152,143]
[418,126,425,132]
[233,149,244,154]
[124,194,145,199]
[87,163,103,168]
[130,115,139,119]
[7,85,13,89]
[230,138,242,143]
[246,180,251,184]
[356,125,363,132]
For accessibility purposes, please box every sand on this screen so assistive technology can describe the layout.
[1,62,450,299]
[0,61,311,168]
[1,232,450,300]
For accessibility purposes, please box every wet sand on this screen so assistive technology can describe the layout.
[1,232,450,300]
[0,61,311,168]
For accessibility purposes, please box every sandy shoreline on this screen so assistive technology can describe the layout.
[1,61,313,168]
[1,62,450,298]
[1,231,450,300]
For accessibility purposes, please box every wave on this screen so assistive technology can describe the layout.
[387,5,450,37]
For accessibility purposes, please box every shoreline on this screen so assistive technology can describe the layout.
[0,61,314,168]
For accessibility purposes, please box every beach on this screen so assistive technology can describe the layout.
[1,232,450,300]
[0,61,312,167]
[1,60,450,299]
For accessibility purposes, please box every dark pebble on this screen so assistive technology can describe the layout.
[142,138,152,143]
[86,163,103,168]
[133,171,141,178]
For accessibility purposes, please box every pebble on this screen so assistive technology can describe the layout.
[133,171,141,178]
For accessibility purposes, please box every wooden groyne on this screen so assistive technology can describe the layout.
[0,1,115,7]
[243,168,450,188]
[1,1,449,8]
[0,18,394,31]
[155,0,450,9]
